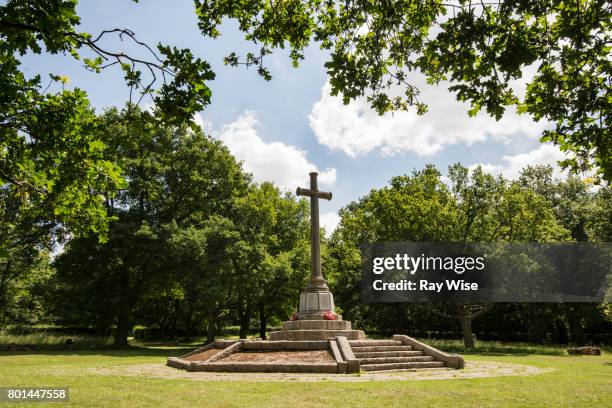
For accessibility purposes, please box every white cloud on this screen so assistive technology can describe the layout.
[309,74,552,158]
[320,211,340,236]
[215,111,336,191]
[469,144,566,180]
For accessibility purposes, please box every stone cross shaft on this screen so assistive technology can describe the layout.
[296,172,332,291]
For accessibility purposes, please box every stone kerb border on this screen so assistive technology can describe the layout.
[167,340,244,371]
[335,336,360,373]
[328,338,347,373]
[204,340,243,363]
[393,335,465,369]
[166,357,191,370]
[241,340,328,350]
[176,342,216,360]
[176,338,238,361]
[193,362,338,373]
[167,339,339,373]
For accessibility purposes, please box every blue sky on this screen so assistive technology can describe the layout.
[22,0,565,232]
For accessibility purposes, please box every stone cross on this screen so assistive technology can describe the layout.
[297,172,332,291]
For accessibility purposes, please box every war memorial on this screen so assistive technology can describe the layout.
[167,173,464,373]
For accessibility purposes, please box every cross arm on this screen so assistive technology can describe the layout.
[317,191,332,200]
[296,187,332,200]
[296,187,313,197]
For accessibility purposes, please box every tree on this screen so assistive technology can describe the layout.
[519,165,612,242]
[329,165,460,340]
[231,183,310,339]
[51,220,165,339]
[196,0,611,179]
[329,164,569,348]
[165,217,242,343]
[53,107,250,346]
[518,165,612,344]
[0,0,215,237]
[99,107,249,346]
[0,187,53,326]
[447,165,569,348]
[148,183,309,343]
[0,84,125,237]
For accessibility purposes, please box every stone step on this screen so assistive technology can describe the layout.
[350,345,413,352]
[358,355,435,365]
[349,340,403,347]
[360,361,446,371]
[353,350,424,358]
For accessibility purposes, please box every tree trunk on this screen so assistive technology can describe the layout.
[113,299,131,347]
[183,304,194,341]
[169,302,178,341]
[452,318,460,340]
[94,318,108,337]
[394,303,407,335]
[177,299,193,340]
[0,262,12,317]
[566,305,586,345]
[527,304,547,343]
[259,303,267,340]
[238,301,252,339]
[113,267,132,348]
[206,308,217,344]
[456,305,475,349]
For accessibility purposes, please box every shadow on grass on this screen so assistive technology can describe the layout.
[0,345,194,358]
[359,333,577,356]
[431,342,611,357]
[414,339,594,356]
[0,337,207,357]
[458,351,560,357]
[439,346,565,356]
[0,332,210,357]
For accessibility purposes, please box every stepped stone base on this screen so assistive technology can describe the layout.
[282,319,352,331]
[167,335,463,373]
[270,318,365,341]
[269,328,365,341]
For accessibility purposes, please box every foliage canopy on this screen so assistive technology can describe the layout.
[0,0,215,237]
[197,0,611,179]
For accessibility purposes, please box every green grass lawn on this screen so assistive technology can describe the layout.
[0,342,610,408]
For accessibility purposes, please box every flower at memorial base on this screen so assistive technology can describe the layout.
[290,311,298,321]
[323,310,337,320]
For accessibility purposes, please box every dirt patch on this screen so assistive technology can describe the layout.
[218,350,335,364]
[90,360,552,382]
[183,348,222,362]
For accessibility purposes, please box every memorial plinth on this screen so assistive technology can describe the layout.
[269,319,364,341]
